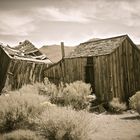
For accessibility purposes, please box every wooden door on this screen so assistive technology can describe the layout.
[85,57,95,92]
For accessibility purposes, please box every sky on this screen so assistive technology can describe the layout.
[0,0,140,47]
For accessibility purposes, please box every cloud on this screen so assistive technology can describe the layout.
[0,0,140,46]
[0,11,35,36]
[72,0,140,26]
[36,7,90,23]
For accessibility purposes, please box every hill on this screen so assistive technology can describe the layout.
[39,45,76,63]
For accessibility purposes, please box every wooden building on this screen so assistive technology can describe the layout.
[0,40,52,92]
[44,35,140,102]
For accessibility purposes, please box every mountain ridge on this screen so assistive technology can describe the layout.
[40,45,76,63]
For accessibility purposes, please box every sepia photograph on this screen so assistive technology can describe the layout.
[0,0,140,140]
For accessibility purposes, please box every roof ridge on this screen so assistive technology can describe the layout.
[80,34,128,45]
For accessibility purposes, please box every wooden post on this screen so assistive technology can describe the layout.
[61,42,65,58]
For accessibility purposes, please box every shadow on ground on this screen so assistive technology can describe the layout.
[121,115,140,120]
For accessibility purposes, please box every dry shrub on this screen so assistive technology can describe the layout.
[0,92,46,133]
[4,82,51,97]
[18,84,39,95]
[129,91,140,114]
[51,81,92,110]
[3,129,43,140]
[17,83,51,97]
[3,83,40,95]
[36,106,95,140]
[38,79,92,110]
[39,78,58,97]
[136,101,140,114]
[108,98,127,114]
[26,78,58,101]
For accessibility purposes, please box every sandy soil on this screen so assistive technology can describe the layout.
[92,111,140,140]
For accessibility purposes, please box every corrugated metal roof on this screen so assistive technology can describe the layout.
[67,35,127,58]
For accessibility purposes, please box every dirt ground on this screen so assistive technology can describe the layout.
[92,111,140,140]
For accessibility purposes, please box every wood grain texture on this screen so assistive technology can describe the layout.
[44,36,140,102]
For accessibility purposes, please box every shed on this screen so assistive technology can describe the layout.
[44,35,140,102]
[0,40,52,92]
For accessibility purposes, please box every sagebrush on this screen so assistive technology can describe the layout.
[36,106,95,140]
[14,79,93,110]
[40,79,92,110]
[137,101,140,114]
[108,98,127,114]
[0,92,46,133]
[129,91,140,114]
[0,80,97,139]
[3,129,43,140]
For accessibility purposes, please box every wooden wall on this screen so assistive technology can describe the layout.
[0,46,50,92]
[93,38,140,102]
[121,38,140,100]
[0,47,11,92]
[44,55,112,101]
[44,53,117,102]
[44,37,140,102]
[4,58,49,90]
[44,57,87,84]
[93,55,111,102]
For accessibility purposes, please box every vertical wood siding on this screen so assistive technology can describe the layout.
[5,59,49,90]
[44,58,87,85]
[44,38,140,102]
[0,47,11,92]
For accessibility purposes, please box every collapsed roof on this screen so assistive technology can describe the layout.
[67,35,127,58]
[0,40,52,64]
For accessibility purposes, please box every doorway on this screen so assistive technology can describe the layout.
[85,57,95,92]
